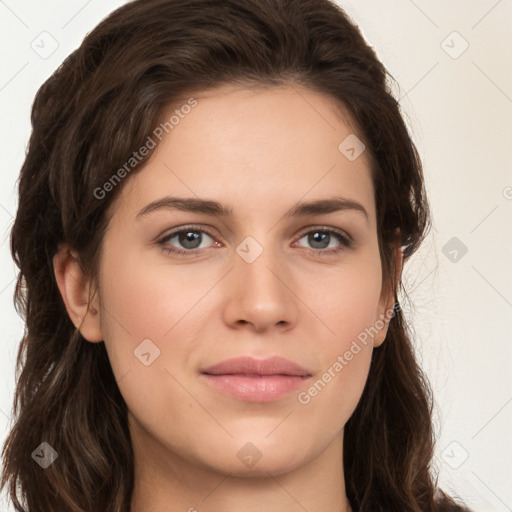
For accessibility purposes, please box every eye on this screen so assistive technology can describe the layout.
[295,227,352,255]
[157,226,218,256]
[156,225,352,257]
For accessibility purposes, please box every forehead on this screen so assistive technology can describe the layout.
[114,85,375,223]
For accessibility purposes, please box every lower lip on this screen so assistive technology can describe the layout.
[201,374,310,402]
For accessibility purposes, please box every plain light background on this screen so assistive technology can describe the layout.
[1,1,511,511]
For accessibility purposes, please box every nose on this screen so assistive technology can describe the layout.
[222,240,299,334]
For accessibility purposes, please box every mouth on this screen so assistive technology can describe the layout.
[200,356,312,402]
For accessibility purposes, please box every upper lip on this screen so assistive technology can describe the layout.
[201,356,311,377]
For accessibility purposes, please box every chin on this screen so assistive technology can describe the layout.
[200,439,311,478]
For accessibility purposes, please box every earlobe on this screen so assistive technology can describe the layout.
[374,243,404,347]
[53,244,103,342]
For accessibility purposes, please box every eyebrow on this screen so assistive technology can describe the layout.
[136,196,368,222]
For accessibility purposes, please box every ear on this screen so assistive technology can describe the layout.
[53,244,103,342]
[373,242,404,347]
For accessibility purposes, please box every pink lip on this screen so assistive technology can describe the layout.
[200,356,312,402]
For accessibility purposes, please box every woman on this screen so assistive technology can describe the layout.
[1,0,472,510]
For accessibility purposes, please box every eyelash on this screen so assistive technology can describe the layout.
[156,224,353,257]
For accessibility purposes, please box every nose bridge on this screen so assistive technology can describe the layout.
[223,233,297,331]
[236,234,288,299]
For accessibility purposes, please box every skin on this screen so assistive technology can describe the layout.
[54,85,402,512]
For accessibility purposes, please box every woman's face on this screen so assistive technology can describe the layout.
[92,85,397,478]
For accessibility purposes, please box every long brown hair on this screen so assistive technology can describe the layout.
[2,0,471,510]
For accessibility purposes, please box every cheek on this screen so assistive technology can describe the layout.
[292,258,382,422]
[98,247,218,340]
[96,248,214,384]
[96,252,212,436]
[295,337,373,443]
[299,254,384,345]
